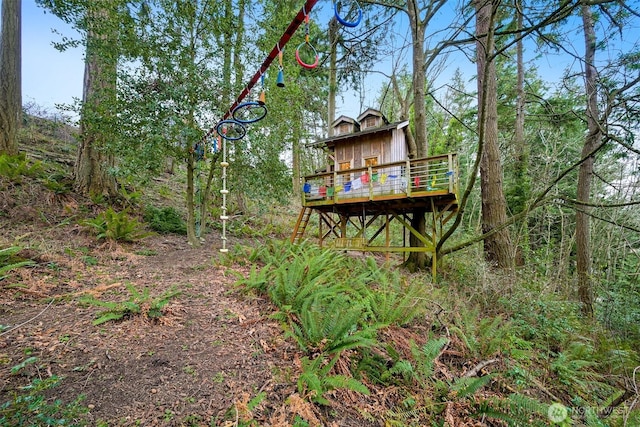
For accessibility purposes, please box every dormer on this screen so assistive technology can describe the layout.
[357,109,388,130]
[332,115,360,136]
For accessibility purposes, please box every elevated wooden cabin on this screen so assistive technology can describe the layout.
[292,109,459,277]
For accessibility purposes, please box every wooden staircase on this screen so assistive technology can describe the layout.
[290,207,312,243]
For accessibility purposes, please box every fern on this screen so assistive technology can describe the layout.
[450,309,511,358]
[0,246,35,280]
[365,275,429,326]
[550,340,606,399]
[475,393,552,426]
[292,289,376,354]
[410,337,448,384]
[297,354,369,405]
[388,359,416,384]
[81,208,152,242]
[0,153,43,179]
[80,283,180,325]
[450,375,493,398]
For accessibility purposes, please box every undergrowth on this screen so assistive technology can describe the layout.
[230,240,640,426]
[0,357,88,426]
[79,283,181,325]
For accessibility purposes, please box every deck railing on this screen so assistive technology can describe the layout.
[301,153,458,206]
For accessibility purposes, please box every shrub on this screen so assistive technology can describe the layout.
[81,207,152,242]
[143,205,187,234]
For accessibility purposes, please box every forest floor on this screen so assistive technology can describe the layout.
[0,131,413,425]
[0,162,376,425]
[3,121,639,426]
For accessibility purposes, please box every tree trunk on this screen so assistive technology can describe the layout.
[513,0,528,265]
[292,111,302,194]
[475,0,513,268]
[328,17,338,137]
[186,152,198,245]
[576,3,598,317]
[0,0,21,156]
[403,1,429,271]
[75,4,117,197]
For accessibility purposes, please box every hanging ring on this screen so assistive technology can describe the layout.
[216,119,246,141]
[232,101,268,124]
[334,0,362,28]
[295,42,319,69]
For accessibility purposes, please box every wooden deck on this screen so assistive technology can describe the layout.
[301,153,459,215]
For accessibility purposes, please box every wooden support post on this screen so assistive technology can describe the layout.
[385,214,390,263]
[431,200,437,282]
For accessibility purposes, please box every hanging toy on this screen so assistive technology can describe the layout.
[276,49,285,87]
[334,0,362,28]
[295,13,319,69]
[258,74,266,105]
[218,134,229,253]
[232,100,267,124]
[216,119,246,141]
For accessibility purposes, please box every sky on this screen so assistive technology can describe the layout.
[17,1,640,123]
[22,1,84,116]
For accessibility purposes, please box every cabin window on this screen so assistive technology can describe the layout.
[364,157,378,167]
[364,157,379,174]
[363,116,378,129]
[339,161,352,184]
[337,123,351,135]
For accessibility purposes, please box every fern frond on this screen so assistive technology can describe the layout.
[451,374,493,398]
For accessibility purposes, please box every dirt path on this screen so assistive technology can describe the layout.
[1,233,302,426]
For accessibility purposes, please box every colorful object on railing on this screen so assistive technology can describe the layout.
[333,0,362,28]
[296,13,319,69]
[413,176,421,188]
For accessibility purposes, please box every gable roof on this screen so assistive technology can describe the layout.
[357,108,388,124]
[331,115,357,127]
[309,120,409,148]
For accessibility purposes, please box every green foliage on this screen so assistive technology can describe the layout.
[598,255,640,342]
[363,261,429,326]
[550,340,604,397]
[81,207,152,241]
[291,289,377,354]
[143,205,187,235]
[297,354,370,405]
[0,153,44,180]
[0,246,35,280]
[80,283,181,325]
[450,309,511,359]
[410,337,449,384]
[0,357,88,426]
[42,172,74,194]
[475,393,552,426]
